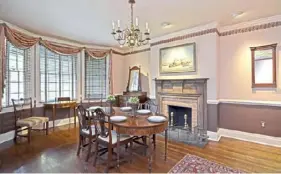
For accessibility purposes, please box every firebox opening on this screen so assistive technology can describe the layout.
[168,105,192,128]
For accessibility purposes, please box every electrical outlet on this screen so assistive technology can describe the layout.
[261,121,266,128]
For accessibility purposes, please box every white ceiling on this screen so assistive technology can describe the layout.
[0,0,280,47]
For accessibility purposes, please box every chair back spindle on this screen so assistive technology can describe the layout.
[12,98,33,122]
[77,105,92,135]
[93,108,112,143]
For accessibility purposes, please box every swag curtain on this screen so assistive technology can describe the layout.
[0,25,5,110]
[0,23,114,110]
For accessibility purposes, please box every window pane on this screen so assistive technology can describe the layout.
[2,41,32,107]
[40,45,77,102]
[85,54,108,99]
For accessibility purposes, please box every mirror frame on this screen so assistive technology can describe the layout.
[126,66,142,92]
[250,43,277,88]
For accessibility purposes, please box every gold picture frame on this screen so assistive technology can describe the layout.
[160,43,196,73]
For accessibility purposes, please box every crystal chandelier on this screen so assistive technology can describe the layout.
[111,0,151,48]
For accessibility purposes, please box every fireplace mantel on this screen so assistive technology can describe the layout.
[155,77,208,130]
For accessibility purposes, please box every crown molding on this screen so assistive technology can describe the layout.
[219,15,281,32]
[151,22,219,43]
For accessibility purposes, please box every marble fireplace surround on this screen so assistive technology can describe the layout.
[154,78,208,130]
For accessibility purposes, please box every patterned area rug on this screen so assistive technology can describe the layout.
[169,154,244,173]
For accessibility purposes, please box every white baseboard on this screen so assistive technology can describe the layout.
[0,116,78,144]
[218,128,281,147]
[207,131,221,141]
[0,130,15,144]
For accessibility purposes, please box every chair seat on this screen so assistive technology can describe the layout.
[98,130,131,144]
[81,125,96,135]
[16,116,49,127]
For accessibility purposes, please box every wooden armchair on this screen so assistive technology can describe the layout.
[12,98,49,144]
[92,108,133,173]
[76,105,97,162]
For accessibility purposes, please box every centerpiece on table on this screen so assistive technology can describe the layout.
[128,96,140,117]
[107,95,116,114]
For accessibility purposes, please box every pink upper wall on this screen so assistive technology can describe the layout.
[111,54,126,94]
[219,27,281,101]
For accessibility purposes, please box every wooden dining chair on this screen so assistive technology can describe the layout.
[12,98,49,144]
[92,108,133,173]
[56,97,71,123]
[138,100,159,114]
[76,104,97,162]
[87,94,103,108]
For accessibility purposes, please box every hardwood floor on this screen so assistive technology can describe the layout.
[0,124,281,173]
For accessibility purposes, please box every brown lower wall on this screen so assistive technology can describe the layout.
[0,102,100,134]
[219,103,281,137]
[207,104,218,132]
[2,102,280,137]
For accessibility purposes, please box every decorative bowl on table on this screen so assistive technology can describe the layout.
[147,116,167,123]
[137,109,151,114]
[120,106,132,112]
[110,116,127,122]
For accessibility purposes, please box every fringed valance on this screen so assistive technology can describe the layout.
[85,48,111,58]
[40,40,83,55]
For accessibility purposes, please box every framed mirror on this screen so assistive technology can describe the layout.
[126,66,141,92]
[250,43,277,88]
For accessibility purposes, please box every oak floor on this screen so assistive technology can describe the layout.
[0,124,281,173]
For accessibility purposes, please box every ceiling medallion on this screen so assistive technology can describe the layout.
[111,0,151,48]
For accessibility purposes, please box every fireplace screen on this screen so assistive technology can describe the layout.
[160,105,208,147]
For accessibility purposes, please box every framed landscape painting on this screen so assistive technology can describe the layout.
[160,43,196,73]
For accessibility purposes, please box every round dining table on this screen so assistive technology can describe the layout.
[112,107,168,173]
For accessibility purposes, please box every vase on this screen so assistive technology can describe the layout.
[107,101,114,115]
[130,103,139,117]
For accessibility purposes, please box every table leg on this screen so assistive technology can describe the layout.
[148,134,152,173]
[165,129,168,161]
[73,107,76,127]
[52,105,56,131]
[117,131,120,169]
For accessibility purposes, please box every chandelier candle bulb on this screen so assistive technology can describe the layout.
[117,20,120,28]
[112,21,115,29]
[136,17,138,26]
[146,22,148,29]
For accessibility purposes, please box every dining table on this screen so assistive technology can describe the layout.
[111,107,169,173]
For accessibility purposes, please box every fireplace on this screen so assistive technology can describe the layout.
[168,105,192,129]
[154,78,209,147]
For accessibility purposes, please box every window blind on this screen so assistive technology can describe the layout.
[84,53,108,99]
[2,41,32,107]
[40,45,77,102]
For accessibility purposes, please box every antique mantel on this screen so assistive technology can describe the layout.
[154,77,209,130]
